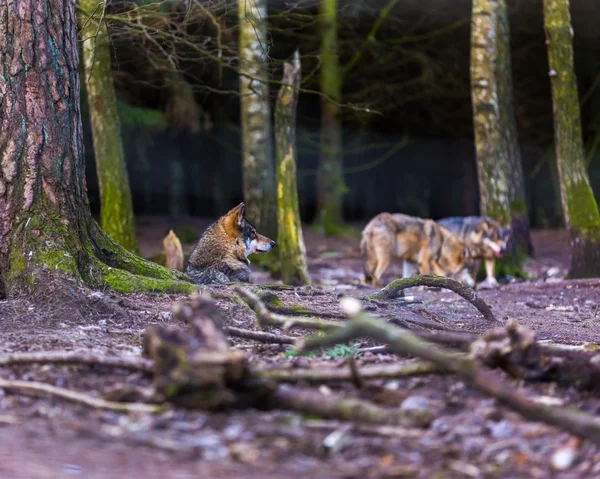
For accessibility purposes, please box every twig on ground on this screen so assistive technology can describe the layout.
[0,379,161,413]
[304,420,424,438]
[366,275,497,321]
[299,311,600,444]
[0,351,154,373]
[254,361,441,382]
[271,385,432,427]
[225,326,296,345]
[235,287,342,331]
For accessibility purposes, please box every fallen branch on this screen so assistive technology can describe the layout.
[225,326,296,345]
[366,275,497,321]
[0,379,161,413]
[299,311,600,444]
[271,385,432,427]
[235,287,342,331]
[0,351,153,373]
[254,361,442,383]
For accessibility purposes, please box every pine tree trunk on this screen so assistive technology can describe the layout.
[543,0,600,278]
[315,0,345,235]
[0,0,194,299]
[496,0,533,256]
[238,0,277,239]
[275,51,311,286]
[79,0,139,254]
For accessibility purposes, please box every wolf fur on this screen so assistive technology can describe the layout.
[185,203,275,284]
[437,216,511,286]
[361,213,474,287]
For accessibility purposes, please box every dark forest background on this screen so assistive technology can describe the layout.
[83,0,600,227]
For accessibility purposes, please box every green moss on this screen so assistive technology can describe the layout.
[565,181,600,235]
[509,199,527,215]
[101,265,197,294]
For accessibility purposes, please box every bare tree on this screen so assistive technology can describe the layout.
[471,0,530,258]
[315,0,345,235]
[238,0,277,239]
[275,51,311,285]
[79,0,139,254]
[543,0,600,278]
[0,0,195,299]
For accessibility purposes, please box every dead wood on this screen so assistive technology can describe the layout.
[299,309,600,444]
[163,230,184,271]
[271,385,433,428]
[0,379,161,413]
[255,361,442,383]
[366,275,497,321]
[0,351,153,373]
[225,326,296,344]
[470,319,600,393]
[235,287,342,331]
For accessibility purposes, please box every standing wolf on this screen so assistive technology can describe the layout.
[185,203,276,284]
[360,213,474,287]
[437,216,511,287]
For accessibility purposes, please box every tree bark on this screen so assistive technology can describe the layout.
[79,0,139,254]
[496,0,533,256]
[543,0,600,278]
[238,0,277,240]
[275,51,311,286]
[315,0,346,235]
[0,0,195,298]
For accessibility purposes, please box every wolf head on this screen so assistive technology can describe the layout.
[223,203,276,257]
[480,217,511,259]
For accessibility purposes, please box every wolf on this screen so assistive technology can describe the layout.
[185,203,276,284]
[360,213,474,288]
[437,216,511,287]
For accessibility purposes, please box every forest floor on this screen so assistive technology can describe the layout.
[1,217,600,478]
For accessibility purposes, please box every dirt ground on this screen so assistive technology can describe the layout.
[2,217,600,478]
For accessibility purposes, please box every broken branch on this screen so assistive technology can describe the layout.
[300,312,600,444]
[0,351,153,373]
[0,379,161,413]
[367,275,497,321]
[235,287,342,331]
[225,326,296,345]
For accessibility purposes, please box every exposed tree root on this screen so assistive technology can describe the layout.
[235,287,342,331]
[225,326,296,345]
[255,361,442,383]
[366,275,497,321]
[271,385,432,427]
[298,311,600,444]
[0,351,153,373]
[0,379,161,413]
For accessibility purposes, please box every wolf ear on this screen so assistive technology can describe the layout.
[224,202,245,235]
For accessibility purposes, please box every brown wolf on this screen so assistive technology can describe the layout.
[361,213,474,288]
[437,216,511,286]
[185,203,276,284]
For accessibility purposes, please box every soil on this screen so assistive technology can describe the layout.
[1,217,600,478]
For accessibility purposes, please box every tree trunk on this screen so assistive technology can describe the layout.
[315,0,346,235]
[79,0,139,254]
[275,51,311,286]
[496,0,533,256]
[238,0,277,239]
[0,1,195,299]
[543,0,600,278]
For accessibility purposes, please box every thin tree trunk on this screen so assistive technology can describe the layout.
[496,0,533,256]
[543,0,600,278]
[0,0,194,299]
[315,0,345,235]
[471,0,511,225]
[79,0,139,254]
[238,0,277,239]
[275,51,311,286]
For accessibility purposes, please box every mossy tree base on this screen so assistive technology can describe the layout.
[567,229,600,279]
